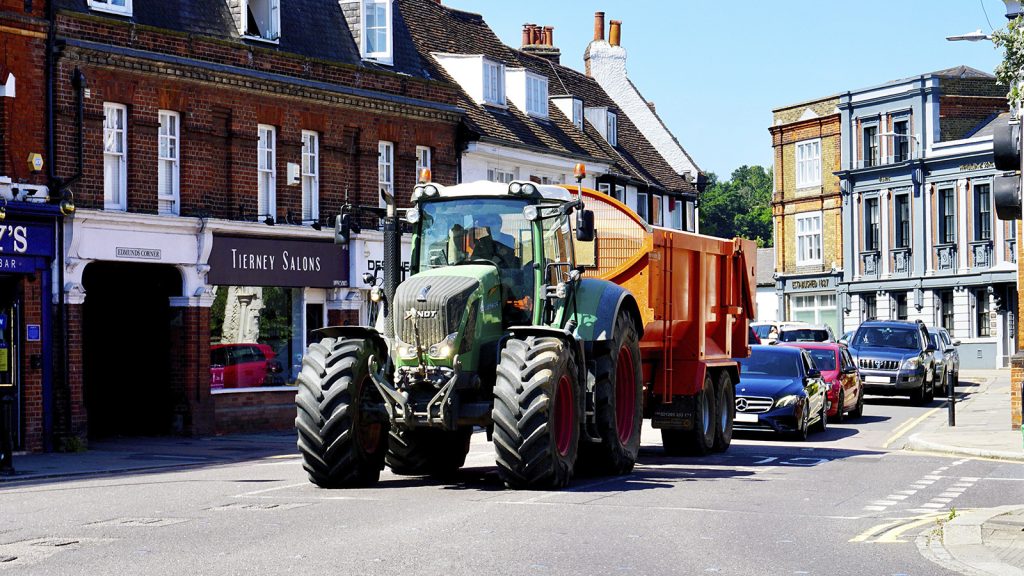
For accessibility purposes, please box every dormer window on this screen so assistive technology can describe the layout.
[584,106,618,145]
[240,0,280,42]
[88,0,132,16]
[572,99,583,130]
[526,75,548,117]
[483,59,505,106]
[362,0,393,64]
[607,111,618,147]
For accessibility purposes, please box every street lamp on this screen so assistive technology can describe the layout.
[946,29,991,42]
[878,131,920,162]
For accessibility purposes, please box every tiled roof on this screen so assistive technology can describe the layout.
[397,0,694,195]
[965,111,1009,139]
[929,65,995,80]
[55,0,424,78]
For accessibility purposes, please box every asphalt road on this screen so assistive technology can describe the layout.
[1,389,1022,576]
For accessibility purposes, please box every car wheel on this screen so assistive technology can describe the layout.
[834,390,845,424]
[789,404,810,441]
[813,395,827,433]
[849,385,865,419]
[910,384,926,405]
[924,373,936,403]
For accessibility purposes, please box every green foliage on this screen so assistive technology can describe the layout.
[698,165,774,247]
[993,17,1024,112]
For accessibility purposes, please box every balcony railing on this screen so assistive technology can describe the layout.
[860,250,880,276]
[891,247,911,276]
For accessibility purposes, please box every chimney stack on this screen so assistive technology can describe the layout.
[609,20,621,47]
[521,23,561,64]
[594,11,605,41]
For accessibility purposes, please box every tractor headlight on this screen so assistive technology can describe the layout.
[522,183,538,196]
[523,205,539,221]
[370,286,383,303]
[509,182,523,194]
[423,185,439,197]
[411,188,423,203]
[775,395,800,408]
[406,207,420,224]
[428,333,459,359]
[399,343,418,360]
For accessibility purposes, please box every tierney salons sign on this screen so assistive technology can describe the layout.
[207,235,349,288]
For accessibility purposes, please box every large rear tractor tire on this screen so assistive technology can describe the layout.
[492,336,581,489]
[661,374,717,456]
[712,371,734,452]
[295,337,388,488]
[578,311,643,475]
[386,427,473,477]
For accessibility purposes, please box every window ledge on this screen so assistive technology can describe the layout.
[88,4,132,16]
[242,34,280,45]
[483,101,509,110]
[795,184,822,192]
[362,55,394,67]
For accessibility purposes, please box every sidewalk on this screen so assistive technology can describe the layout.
[0,431,296,483]
[905,369,1023,462]
[906,369,1024,575]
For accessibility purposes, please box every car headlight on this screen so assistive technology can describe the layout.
[775,394,800,408]
[428,333,459,360]
[902,357,921,370]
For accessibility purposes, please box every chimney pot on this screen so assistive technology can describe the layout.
[609,20,622,47]
[522,24,531,47]
[543,26,553,47]
[594,11,605,41]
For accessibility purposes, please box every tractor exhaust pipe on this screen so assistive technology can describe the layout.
[381,186,400,338]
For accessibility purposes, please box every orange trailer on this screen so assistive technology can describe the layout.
[571,187,757,452]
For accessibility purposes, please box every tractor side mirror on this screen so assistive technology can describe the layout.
[576,209,595,242]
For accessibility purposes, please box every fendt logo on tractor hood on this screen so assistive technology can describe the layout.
[404,307,438,320]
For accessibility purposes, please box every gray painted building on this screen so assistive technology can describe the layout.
[835,67,1016,368]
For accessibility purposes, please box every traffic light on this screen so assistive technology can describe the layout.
[993,118,1022,220]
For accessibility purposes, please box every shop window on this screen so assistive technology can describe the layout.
[302,131,319,222]
[938,290,954,335]
[862,293,876,322]
[790,293,838,334]
[258,125,276,221]
[894,291,908,320]
[158,110,180,216]
[209,286,297,390]
[103,103,127,211]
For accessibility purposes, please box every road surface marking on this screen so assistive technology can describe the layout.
[234,482,308,497]
[882,407,942,448]
[874,516,943,543]
[850,520,902,542]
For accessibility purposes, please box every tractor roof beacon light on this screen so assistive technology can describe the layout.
[418,167,432,184]
[574,163,586,182]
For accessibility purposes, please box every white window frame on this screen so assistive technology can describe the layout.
[636,190,649,223]
[572,98,584,131]
[415,145,431,179]
[302,130,319,222]
[157,110,180,216]
[240,0,280,42]
[795,211,823,265]
[378,141,394,209]
[487,167,516,184]
[525,74,548,117]
[795,138,821,189]
[88,0,131,16]
[607,111,618,147]
[103,102,127,211]
[361,0,393,64]
[258,124,277,221]
[651,194,663,226]
[483,59,505,106]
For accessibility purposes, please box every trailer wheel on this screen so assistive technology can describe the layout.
[295,337,388,488]
[661,374,717,456]
[711,371,734,452]
[578,311,643,475]
[386,427,473,476]
[492,336,580,489]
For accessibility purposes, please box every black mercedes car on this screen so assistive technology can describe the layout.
[734,345,828,440]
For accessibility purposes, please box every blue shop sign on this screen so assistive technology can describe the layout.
[0,221,55,258]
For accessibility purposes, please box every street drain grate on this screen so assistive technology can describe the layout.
[206,502,310,512]
[87,517,189,528]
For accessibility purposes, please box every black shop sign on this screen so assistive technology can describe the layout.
[208,235,349,288]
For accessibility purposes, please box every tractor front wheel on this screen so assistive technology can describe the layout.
[492,336,581,489]
[295,337,388,488]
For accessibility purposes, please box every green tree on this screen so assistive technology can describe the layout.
[698,165,774,246]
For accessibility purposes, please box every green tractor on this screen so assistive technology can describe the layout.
[295,170,644,489]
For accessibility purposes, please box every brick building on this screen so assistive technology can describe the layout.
[769,96,843,332]
[36,0,463,449]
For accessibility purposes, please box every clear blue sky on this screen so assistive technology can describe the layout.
[442,0,1007,180]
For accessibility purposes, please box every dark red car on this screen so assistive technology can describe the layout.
[210,343,283,389]
[780,342,864,422]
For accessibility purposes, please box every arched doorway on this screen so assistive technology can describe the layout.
[82,262,182,438]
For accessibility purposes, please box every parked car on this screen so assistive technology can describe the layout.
[734,344,828,440]
[846,320,938,405]
[210,343,283,389]
[749,326,761,345]
[751,321,807,344]
[840,330,854,345]
[776,324,837,343]
[928,327,961,390]
[781,342,864,422]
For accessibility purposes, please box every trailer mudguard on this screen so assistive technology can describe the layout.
[570,278,644,342]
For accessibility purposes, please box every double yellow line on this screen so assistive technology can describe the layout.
[850,512,954,543]
[882,406,943,449]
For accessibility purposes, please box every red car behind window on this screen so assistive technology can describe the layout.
[210,343,282,389]
[780,342,865,422]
